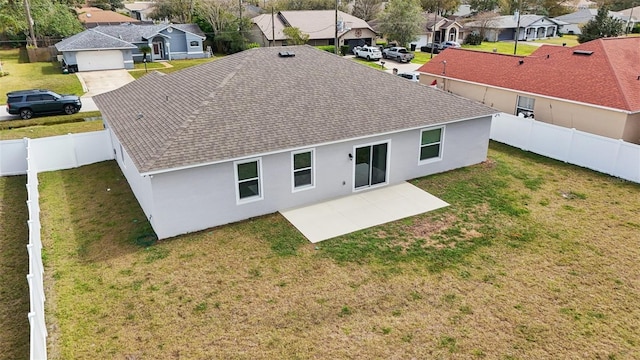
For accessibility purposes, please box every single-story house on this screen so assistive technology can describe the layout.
[250,10,377,52]
[416,37,640,144]
[55,23,206,72]
[465,14,564,41]
[93,45,496,240]
[76,6,141,28]
[411,13,466,49]
[553,8,637,34]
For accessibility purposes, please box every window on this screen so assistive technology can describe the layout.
[419,127,444,162]
[235,158,263,202]
[190,41,199,47]
[516,95,535,118]
[292,149,314,191]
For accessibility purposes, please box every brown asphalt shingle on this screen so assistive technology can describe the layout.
[94,45,496,174]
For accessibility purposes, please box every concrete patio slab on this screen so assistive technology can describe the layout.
[280,182,449,243]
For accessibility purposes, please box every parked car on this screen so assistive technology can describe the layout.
[420,43,441,54]
[440,41,461,49]
[382,47,415,63]
[353,45,383,61]
[397,72,420,82]
[6,89,82,120]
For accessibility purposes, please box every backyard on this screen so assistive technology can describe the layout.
[2,142,634,359]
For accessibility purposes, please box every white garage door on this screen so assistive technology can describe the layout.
[77,50,124,72]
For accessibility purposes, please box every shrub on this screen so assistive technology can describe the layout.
[246,42,260,49]
[316,45,335,53]
[340,45,350,56]
[465,32,483,45]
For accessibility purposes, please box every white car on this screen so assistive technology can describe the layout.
[397,72,420,82]
[353,46,383,61]
[441,41,461,49]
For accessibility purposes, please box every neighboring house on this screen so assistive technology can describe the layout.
[416,37,640,144]
[55,23,206,71]
[76,6,141,28]
[250,10,377,52]
[93,45,496,239]
[412,12,465,49]
[553,8,636,34]
[465,14,563,41]
[124,1,158,23]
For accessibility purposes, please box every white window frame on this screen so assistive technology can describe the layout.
[418,126,445,164]
[516,95,535,118]
[291,149,315,193]
[234,158,263,204]
[352,139,391,192]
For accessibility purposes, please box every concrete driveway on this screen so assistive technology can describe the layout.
[76,69,135,97]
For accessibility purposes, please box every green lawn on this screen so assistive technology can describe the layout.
[129,57,219,79]
[462,41,539,56]
[34,142,640,359]
[0,48,84,104]
[0,111,104,140]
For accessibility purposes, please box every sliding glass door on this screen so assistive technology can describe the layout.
[354,142,388,189]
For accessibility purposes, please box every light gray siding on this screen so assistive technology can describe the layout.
[137,116,491,239]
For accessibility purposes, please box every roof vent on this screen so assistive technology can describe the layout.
[518,59,524,65]
[573,50,593,56]
[278,51,295,58]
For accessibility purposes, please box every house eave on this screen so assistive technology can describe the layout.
[138,114,495,177]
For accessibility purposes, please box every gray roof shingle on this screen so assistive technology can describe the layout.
[55,29,137,51]
[94,45,496,174]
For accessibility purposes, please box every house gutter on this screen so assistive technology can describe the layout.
[139,113,497,177]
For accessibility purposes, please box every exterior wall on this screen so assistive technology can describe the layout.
[62,50,133,69]
[146,118,492,239]
[108,129,155,224]
[341,28,376,45]
[622,113,640,144]
[122,49,134,69]
[419,75,634,143]
[62,51,77,66]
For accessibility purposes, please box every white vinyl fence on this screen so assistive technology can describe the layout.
[1,130,114,360]
[491,113,640,184]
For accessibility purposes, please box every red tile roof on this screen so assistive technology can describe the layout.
[417,37,640,112]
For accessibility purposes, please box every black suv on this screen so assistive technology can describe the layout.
[6,89,82,120]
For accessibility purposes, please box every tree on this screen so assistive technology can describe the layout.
[578,6,625,43]
[283,26,310,44]
[377,0,424,47]
[469,0,499,13]
[272,0,346,11]
[352,0,382,21]
[149,0,195,23]
[197,0,236,35]
[420,0,461,16]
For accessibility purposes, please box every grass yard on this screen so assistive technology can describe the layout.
[462,41,539,56]
[0,175,30,360]
[129,57,218,79]
[0,48,84,104]
[0,111,104,140]
[35,142,640,359]
[532,34,579,46]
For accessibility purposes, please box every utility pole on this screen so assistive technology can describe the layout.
[24,0,37,48]
[271,6,275,46]
[626,5,635,35]
[430,6,438,59]
[513,7,521,55]
[335,0,339,54]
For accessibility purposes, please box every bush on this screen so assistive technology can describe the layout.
[0,72,9,77]
[316,45,335,53]
[340,45,350,56]
[376,41,387,47]
[465,32,483,45]
[246,42,260,49]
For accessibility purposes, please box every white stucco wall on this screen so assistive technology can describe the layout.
[142,117,492,239]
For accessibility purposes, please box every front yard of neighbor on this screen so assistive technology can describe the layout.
[32,142,640,359]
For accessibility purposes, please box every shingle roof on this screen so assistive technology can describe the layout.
[94,46,496,174]
[465,14,565,28]
[55,29,137,51]
[77,7,141,25]
[253,10,373,41]
[416,37,640,112]
[55,23,206,51]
